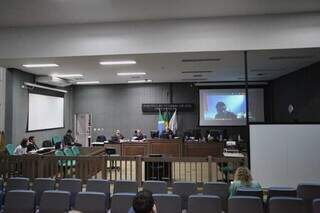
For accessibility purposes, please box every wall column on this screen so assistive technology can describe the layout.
[0,67,6,132]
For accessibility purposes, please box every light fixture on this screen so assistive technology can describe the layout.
[51,74,83,78]
[117,72,146,76]
[99,60,136,65]
[23,64,59,68]
[128,79,152,83]
[76,81,100,85]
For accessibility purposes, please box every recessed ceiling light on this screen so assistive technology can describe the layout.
[128,79,152,83]
[52,74,83,78]
[23,64,59,68]
[117,72,146,76]
[76,81,100,85]
[100,60,136,65]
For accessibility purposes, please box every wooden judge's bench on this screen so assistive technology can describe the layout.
[103,139,224,157]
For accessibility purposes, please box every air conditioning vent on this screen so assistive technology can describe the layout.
[182,58,220,62]
[269,55,314,60]
[193,74,203,77]
[181,71,213,73]
[36,76,72,87]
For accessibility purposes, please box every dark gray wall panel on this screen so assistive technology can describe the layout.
[73,84,170,139]
[6,69,73,146]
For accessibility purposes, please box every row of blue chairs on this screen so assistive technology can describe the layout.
[2,190,320,213]
[1,178,320,212]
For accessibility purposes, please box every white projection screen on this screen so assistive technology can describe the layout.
[28,93,64,131]
[250,124,320,188]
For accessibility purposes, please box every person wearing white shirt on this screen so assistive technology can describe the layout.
[14,138,28,155]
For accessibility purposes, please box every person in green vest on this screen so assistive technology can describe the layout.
[229,166,262,197]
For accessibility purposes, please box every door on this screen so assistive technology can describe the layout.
[74,113,92,147]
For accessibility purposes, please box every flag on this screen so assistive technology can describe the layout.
[163,110,171,129]
[157,110,165,134]
[169,110,178,133]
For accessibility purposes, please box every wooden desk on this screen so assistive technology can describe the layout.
[148,139,182,157]
[183,142,224,158]
[121,142,149,156]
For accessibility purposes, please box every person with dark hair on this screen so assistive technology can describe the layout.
[215,101,237,120]
[128,190,157,213]
[63,129,75,146]
[14,138,28,155]
[63,129,82,147]
[27,136,39,152]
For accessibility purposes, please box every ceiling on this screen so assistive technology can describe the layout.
[0,48,319,85]
[0,0,320,27]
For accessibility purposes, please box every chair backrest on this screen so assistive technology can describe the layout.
[42,140,53,148]
[203,182,228,211]
[268,187,297,199]
[228,196,264,213]
[75,192,106,213]
[143,181,167,194]
[63,147,75,156]
[236,187,263,199]
[54,149,65,157]
[4,190,35,213]
[87,179,110,194]
[86,179,111,209]
[313,198,320,213]
[172,181,197,210]
[6,177,29,192]
[5,144,15,155]
[269,197,303,213]
[114,180,138,193]
[71,146,81,156]
[297,183,320,213]
[39,190,70,213]
[153,194,181,213]
[188,195,221,213]
[33,178,55,205]
[111,193,135,213]
[58,178,82,207]
[52,136,63,144]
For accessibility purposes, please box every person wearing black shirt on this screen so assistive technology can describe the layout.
[161,127,175,139]
[134,129,145,140]
[27,136,39,152]
[63,129,82,147]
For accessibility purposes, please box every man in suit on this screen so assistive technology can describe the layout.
[134,129,145,140]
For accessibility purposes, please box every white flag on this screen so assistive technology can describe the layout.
[169,110,178,133]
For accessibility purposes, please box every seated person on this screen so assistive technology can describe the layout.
[161,127,175,139]
[114,129,125,140]
[63,129,82,147]
[27,136,39,152]
[133,129,145,140]
[14,138,28,155]
[229,166,261,197]
[128,190,157,213]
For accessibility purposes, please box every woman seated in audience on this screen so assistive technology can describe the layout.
[13,138,28,155]
[128,190,157,213]
[229,166,261,197]
[27,136,39,152]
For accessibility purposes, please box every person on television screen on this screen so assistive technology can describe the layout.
[215,101,237,120]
